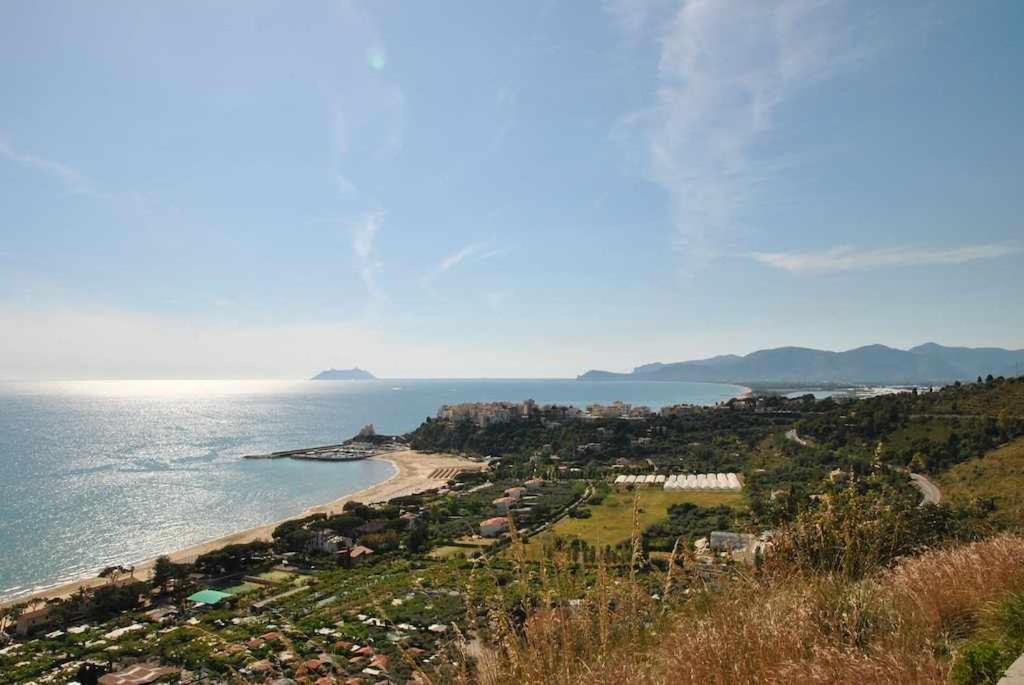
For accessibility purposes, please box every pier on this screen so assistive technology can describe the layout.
[242,441,381,462]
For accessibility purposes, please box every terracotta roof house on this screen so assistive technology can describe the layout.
[480,517,509,537]
[492,496,516,513]
[349,545,375,560]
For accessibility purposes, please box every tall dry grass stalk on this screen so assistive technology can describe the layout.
[468,491,664,683]
[473,532,1024,685]
[880,533,1024,642]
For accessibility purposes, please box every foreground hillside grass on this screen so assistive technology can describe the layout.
[941,437,1024,526]
[521,489,744,560]
[476,535,1024,685]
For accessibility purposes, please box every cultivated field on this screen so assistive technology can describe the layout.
[522,489,745,559]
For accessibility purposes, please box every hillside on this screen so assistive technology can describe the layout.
[483,535,1024,684]
[579,342,1024,385]
[310,367,376,380]
[941,437,1024,527]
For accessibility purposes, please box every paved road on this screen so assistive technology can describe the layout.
[785,429,809,446]
[783,428,943,506]
[998,653,1024,684]
[909,472,942,505]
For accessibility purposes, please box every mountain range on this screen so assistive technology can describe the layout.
[311,367,376,381]
[578,343,1024,386]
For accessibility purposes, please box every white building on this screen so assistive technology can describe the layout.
[309,530,353,555]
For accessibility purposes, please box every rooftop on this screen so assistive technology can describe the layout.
[187,589,235,605]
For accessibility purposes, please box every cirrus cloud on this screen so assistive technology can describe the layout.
[751,242,1021,274]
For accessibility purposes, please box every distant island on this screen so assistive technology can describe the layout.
[579,342,1024,385]
[310,367,376,381]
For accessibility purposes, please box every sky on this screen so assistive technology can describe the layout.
[1,0,1022,379]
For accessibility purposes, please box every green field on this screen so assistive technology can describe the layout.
[429,546,477,560]
[221,581,260,595]
[522,489,745,559]
[940,437,1024,526]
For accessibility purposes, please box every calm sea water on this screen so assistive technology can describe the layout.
[0,378,742,600]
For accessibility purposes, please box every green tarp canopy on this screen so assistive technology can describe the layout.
[187,589,234,605]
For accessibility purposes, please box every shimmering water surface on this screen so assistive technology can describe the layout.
[0,378,743,600]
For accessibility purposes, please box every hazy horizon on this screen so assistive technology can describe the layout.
[2,1,1022,380]
[0,340,1021,383]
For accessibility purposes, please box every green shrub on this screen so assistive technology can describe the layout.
[952,640,1014,685]
[996,592,1024,649]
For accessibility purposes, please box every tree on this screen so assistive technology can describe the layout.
[88,582,145,620]
[152,555,175,592]
[361,530,400,552]
[998,408,1012,438]
[406,519,430,554]
[98,565,129,582]
[0,604,18,638]
[910,451,928,472]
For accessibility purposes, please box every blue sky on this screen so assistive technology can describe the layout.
[1,0,1022,379]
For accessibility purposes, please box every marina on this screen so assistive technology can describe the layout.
[242,441,402,462]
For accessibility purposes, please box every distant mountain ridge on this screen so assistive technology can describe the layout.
[311,367,376,381]
[578,343,1024,385]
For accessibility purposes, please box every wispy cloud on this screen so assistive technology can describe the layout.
[0,137,108,200]
[351,211,384,296]
[752,242,1021,274]
[612,0,868,265]
[333,172,357,197]
[0,137,161,229]
[423,242,506,288]
[439,244,481,273]
[440,242,503,272]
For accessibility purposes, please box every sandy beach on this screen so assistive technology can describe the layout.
[1,449,474,609]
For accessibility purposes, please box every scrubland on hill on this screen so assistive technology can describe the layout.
[472,530,1024,685]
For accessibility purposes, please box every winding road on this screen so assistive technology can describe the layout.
[909,472,942,505]
[784,429,809,446]
[784,428,943,505]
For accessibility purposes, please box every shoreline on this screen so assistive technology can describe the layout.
[0,449,473,609]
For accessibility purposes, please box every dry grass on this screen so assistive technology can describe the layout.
[473,532,1024,685]
[940,437,1024,527]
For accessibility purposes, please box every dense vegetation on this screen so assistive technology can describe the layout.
[798,376,1024,472]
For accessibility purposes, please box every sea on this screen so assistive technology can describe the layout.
[0,378,743,602]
